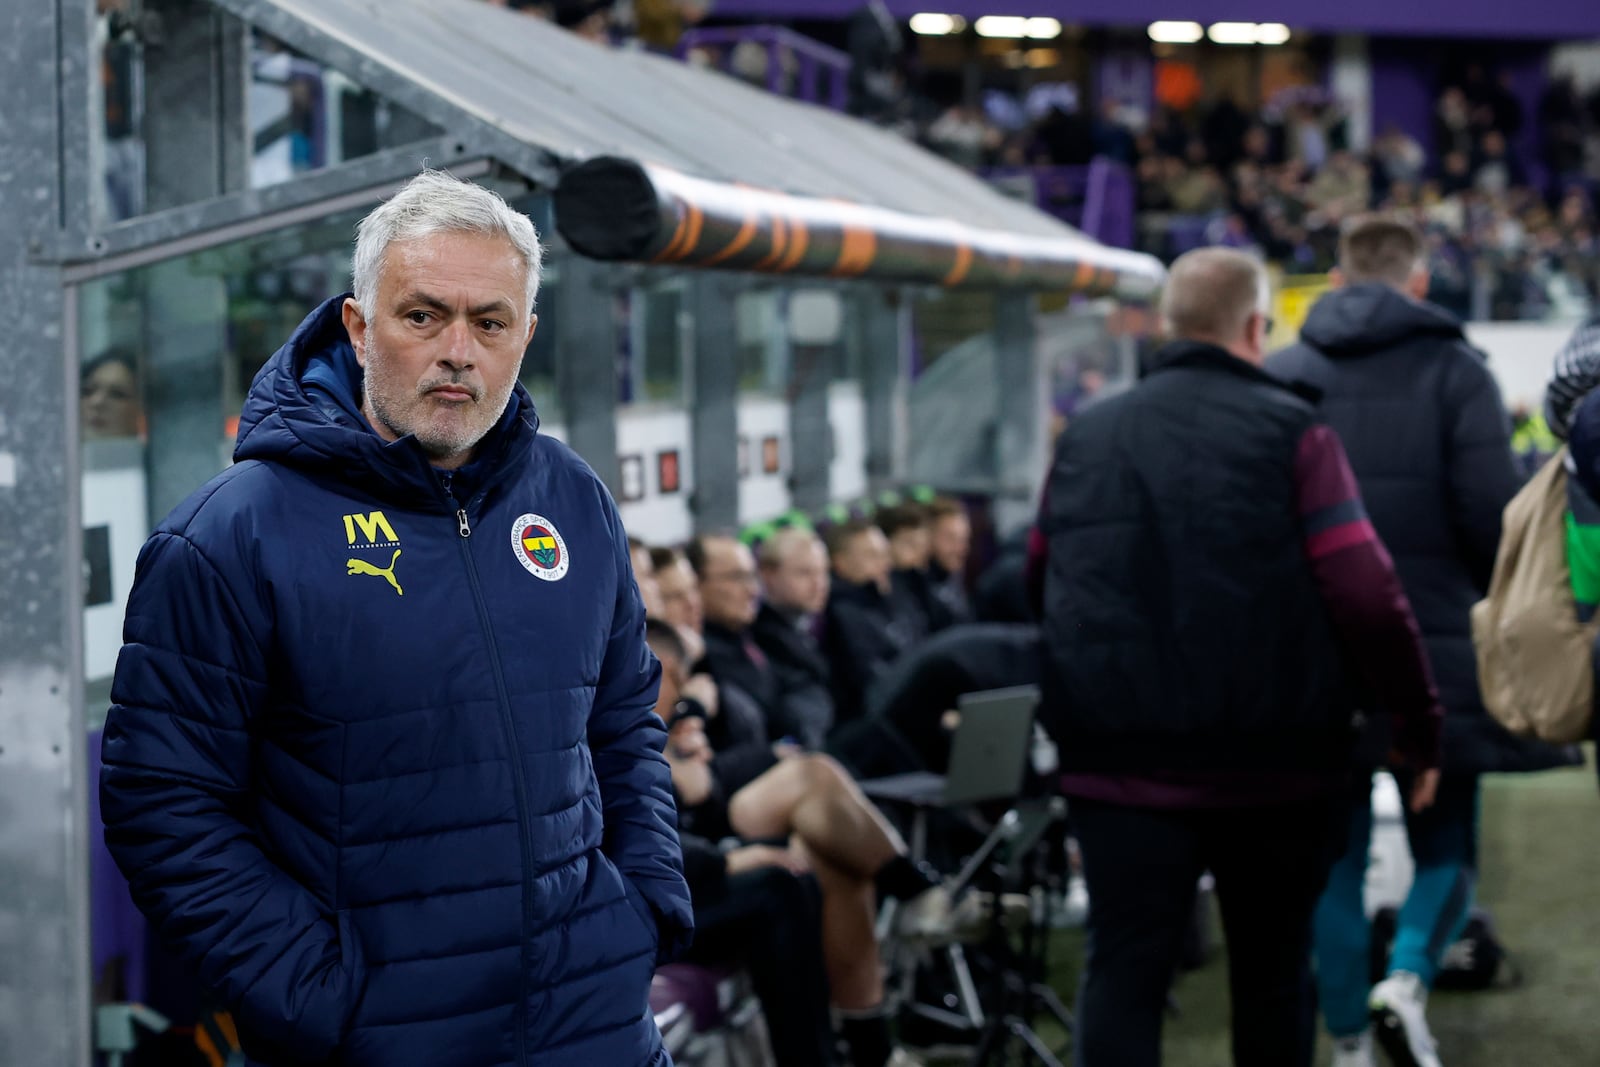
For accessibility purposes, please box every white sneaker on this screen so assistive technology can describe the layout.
[885,1048,927,1067]
[1049,874,1089,929]
[1369,972,1442,1067]
[1331,1029,1376,1067]
[892,886,1030,946]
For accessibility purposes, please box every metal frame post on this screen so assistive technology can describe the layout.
[787,287,841,515]
[787,340,835,514]
[0,3,91,1065]
[858,287,909,495]
[688,274,740,533]
[60,146,492,278]
[554,255,621,492]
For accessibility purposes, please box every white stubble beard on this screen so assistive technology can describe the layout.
[360,333,520,462]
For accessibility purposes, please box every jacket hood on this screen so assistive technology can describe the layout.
[1298,283,1465,357]
[233,294,540,508]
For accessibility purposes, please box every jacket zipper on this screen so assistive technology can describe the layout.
[446,485,532,1067]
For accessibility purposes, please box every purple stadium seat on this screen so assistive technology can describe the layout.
[653,963,742,1031]
[89,729,148,1004]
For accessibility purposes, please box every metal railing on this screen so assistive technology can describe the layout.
[675,25,850,111]
[985,160,1137,249]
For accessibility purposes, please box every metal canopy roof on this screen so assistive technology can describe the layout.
[212,0,1163,297]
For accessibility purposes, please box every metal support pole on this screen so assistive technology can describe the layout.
[0,3,90,1065]
[554,256,621,492]
[787,345,833,514]
[218,10,253,195]
[688,274,740,533]
[992,289,1044,535]
[858,287,909,495]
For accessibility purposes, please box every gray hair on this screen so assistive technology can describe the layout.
[351,169,544,320]
[1159,247,1268,347]
[758,526,824,569]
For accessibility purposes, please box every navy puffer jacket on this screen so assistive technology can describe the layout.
[101,296,691,1066]
[1269,284,1573,774]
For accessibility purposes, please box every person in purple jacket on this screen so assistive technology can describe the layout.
[1027,247,1442,1067]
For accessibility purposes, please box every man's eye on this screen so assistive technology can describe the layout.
[407,310,432,325]
[480,320,505,334]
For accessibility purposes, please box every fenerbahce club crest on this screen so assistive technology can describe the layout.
[511,514,570,582]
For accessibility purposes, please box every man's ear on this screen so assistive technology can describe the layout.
[523,313,539,349]
[1328,267,1346,290]
[1408,265,1431,302]
[342,298,369,367]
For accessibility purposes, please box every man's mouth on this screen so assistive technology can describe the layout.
[426,385,475,402]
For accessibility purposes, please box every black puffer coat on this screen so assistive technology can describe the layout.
[1270,284,1575,774]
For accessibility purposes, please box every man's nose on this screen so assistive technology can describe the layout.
[439,318,475,368]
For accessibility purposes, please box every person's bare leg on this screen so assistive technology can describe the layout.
[791,840,885,1012]
[728,754,904,877]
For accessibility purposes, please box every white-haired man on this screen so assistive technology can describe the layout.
[100,170,691,1066]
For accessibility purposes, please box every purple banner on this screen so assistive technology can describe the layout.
[709,0,1600,41]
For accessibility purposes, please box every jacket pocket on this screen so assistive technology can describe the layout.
[618,873,661,956]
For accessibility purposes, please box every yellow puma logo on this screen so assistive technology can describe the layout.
[347,549,403,596]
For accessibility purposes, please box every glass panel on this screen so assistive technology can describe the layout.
[249,30,443,189]
[90,19,446,223]
[518,262,561,414]
[97,6,145,223]
[912,288,998,375]
[736,286,788,394]
[630,280,688,406]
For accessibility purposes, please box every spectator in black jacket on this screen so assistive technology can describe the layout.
[865,623,1043,773]
[651,544,704,637]
[651,544,778,796]
[674,828,837,1067]
[644,621,840,1067]
[973,527,1036,623]
[924,498,975,629]
[877,503,937,637]
[691,533,832,750]
[751,528,836,749]
[646,620,981,1067]
[1035,247,1444,1067]
[824,520,919,726]
[1269,214,1573,1067]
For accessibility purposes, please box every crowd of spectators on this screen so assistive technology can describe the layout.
[479,0,710,49]
[917,68,1600,322]
[627,498,1056,1065]
[472,1,1600,325]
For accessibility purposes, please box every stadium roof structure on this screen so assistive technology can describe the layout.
[205,0,1164,299]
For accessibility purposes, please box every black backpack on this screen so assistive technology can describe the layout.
[1369,905,1521,992]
